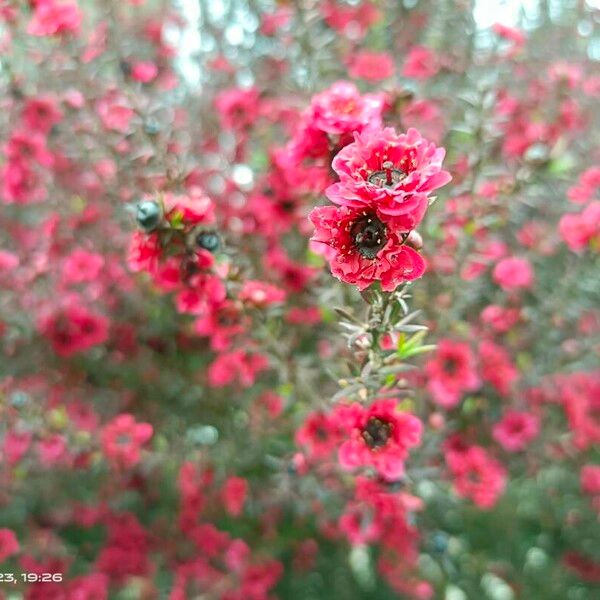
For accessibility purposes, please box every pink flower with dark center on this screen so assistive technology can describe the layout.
[425,340,480,408]
[21,95,63,134]
[295,411,343,460]
[327,127,451,217]
[336,398,422,481]
[38,301,109,357]
[446,445,507,509]
[309,204,426,291]
[101,414,153,468]
[492,410,540,452]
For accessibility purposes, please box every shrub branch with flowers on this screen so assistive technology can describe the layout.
[0,1,599,599]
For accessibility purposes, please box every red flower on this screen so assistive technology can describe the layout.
[310,203,426,291]
[446,444,507,509]
[559,201,600,251]
[348,51,394,82]
[337,399,422,481]
[327,127,451,217]
[479,340,518,396]
[207,350,269,388]
[38,300,109,357]
[0,528,19,563]
[493,256,534,290]
[215,86,260,130]
[402,46,439,80]
[308,81,385,136]
[27,0,82,37]
[425,339,480,408]
[492,410,540,452]
[101,414,153,469]
[222,477,248,517]
[295,411,343,460]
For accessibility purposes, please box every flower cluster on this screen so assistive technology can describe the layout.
[310,126,451,291]
[297,399,422,482]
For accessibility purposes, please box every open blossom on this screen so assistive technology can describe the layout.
[327,127,451,217]
[479,340,519,396]
[38,300,109,357]
[559,201,600,251]
[308,81,385,136]
[402,46,439,80]
[310,204,426,291]
[493,256,534,290]
[445,441,507,509]
[425,340,480,408]
[295,411,343,460]
[27,0,82,37]
[492,410,540,451]
[348,51,394,82]
[337,399,423,481]
[101,414,153,468]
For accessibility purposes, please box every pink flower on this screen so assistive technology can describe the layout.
[130,61,158,83]
[402,46,439,80]
[207,350,269,388]
[559,202,600,251]
[492,256,534,290]
[479,340,518,396]
[492,411,540,452]
[37,434,68,466]
[101,414,153,468]
[97,92,134,133]
[425,340,480,408]
[309,204,426,291]
[0,529,19,563]
[567,167,600,204]
[27,0,82,37]
[1,159,47,204]
[163,189,215,226]
[127,231,161,273]
[38,301,109,357]
[309,81,385,136]
[222,477,248,517]
[295,411,343,460]
[581,465,600,495]
[348,51,394,82]
[239,280,286,307]
[337,399,422,481]
[558,372,600,450]
[480,304,520,333]
[21,95,63,134]
[62,248,105,284]
[326,127,451,217]
[446,444,507,509]
[2,430,32,465]
[215,86,260,130]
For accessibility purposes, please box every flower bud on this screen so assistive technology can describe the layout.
[136,200,161,232]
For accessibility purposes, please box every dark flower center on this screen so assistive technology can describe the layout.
[350,215,387,259]
[362,417,393,449]
[368,161,406,189]
[442,356,460,375]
